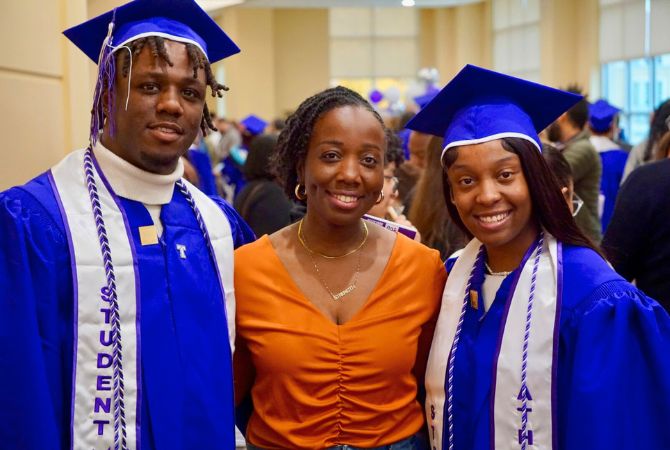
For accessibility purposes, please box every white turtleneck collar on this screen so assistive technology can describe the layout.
[92,140,184,205]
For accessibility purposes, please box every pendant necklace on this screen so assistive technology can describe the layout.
[297,219,368,300]
[485,261,513,277]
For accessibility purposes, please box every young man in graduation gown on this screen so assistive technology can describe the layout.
[587,99,628,232]
[220,114,268,200]
[0,1,254,448]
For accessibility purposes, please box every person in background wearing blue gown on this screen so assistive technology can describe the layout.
[407,65,670,450]
[186,132,219,196]
[0,0,254,449]
[587,99,628,232]
[221,114,268,200]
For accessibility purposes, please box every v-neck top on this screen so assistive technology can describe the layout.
[234,234,447,449]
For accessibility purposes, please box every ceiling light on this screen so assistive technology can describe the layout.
[401,0,416,7]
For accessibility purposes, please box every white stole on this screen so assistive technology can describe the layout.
[425,235,560,450]
[50,149,236,449]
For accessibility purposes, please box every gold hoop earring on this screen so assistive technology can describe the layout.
[294,183,307,201]
[375,190,384,204]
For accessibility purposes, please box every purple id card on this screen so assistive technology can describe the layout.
[362,214,418,240]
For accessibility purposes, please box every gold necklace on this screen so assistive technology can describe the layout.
[297,219,367,300]
[485,262,512,277]
[308,249,361,300]
[297,219,368,259]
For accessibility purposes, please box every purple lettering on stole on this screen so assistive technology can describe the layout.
[516,387,534,445]
[99,330,113,346]
[97,375,112,391]
[93,419,109,436]
[97,353,112,368]
[518,429,534,445]
[100,286,112,302]
[94,397,111,414]
[99,308,111,324]
[429,403,437,449]
[92,286,115,436]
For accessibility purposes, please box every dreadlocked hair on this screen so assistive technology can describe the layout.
[111,35,228,135]
[271,86,388,200]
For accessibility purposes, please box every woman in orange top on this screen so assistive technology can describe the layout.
[234,86,447,450]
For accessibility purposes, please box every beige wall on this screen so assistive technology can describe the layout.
[215,8,329,121]
[541,0,600,92]
[0,0,89,190]
[215,8,277,121]
[419,2,493,85]
[273,9,330,118]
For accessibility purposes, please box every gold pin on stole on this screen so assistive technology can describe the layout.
[138,225,158,246]
[469,289,479,310]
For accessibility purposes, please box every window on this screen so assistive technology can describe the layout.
[492,0,541,81]
[600,0,670,145]
[654,54,670,105]
[601,56,670,145]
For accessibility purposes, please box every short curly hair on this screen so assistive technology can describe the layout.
[271,86,388,200]
[385,129,404,168]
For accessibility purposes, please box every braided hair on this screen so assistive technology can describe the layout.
[272,86,388,200]
[108,35,227,135]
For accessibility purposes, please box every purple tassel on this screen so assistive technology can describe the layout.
[89,14,117,148]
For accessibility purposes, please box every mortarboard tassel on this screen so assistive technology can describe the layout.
[89,11,117,148]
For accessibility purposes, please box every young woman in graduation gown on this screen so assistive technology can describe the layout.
[406,65,670,450]
[233,86,446,449]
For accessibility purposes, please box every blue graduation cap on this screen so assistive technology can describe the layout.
[589,99,620,133]
[240,115,268,136]
[413,91,438,109]
[63,0,240,64]
[406,65,582,158]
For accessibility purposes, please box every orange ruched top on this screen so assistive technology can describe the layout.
[234,234,447,449]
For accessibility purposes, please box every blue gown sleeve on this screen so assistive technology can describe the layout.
[0,186,74,449]
[211,196,256,248]
[558,281,670,449]
[188,149,218,196]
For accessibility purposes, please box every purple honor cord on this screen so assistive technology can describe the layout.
[520,233,544,450]
[175,180,218,270]
[446,245,486,450]
[84,149,127,450]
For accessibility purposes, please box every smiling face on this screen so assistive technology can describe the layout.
[101,39,206,174]
[300,105,385,226]
[445,139,538,257]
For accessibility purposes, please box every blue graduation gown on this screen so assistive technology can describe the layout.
[221,152,246,199]
[447,245,670,449]
[598,149,628,231]
[398,128,411,161]
[188,148,218,196]
[0,172,254,449]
